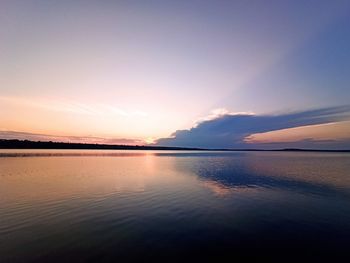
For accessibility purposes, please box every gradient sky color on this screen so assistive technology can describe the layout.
[1,0,350,149]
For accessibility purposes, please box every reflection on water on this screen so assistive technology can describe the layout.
[1,150,350,262]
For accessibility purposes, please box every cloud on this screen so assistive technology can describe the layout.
[0,130,144,145]
[193,108,255,125]
[155,106,350,149]
[0,96,148,117]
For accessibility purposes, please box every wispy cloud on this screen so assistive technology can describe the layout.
[155,106,350,149]
[0,130,145,145]
[0,96,148,117]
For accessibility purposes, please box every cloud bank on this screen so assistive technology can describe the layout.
[156,106,350,149]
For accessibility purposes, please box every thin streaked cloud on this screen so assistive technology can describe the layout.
[0,96,148,117]
[0,130,145,145]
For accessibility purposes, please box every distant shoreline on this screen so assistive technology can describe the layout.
[1,139,349,152]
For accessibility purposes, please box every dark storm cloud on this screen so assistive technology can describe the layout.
[156,106,350,149]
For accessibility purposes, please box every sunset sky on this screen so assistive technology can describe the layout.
[1,0,350,149]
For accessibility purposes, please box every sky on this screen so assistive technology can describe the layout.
[1,0,350,149]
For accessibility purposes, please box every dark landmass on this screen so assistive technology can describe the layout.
[0,139,203,151]
[0,139,349,152]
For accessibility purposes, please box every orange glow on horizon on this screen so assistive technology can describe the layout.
[245,121,350,144]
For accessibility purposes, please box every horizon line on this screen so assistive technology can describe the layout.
[1,139,349,153]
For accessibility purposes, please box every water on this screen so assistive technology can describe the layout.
[1,150,350,262]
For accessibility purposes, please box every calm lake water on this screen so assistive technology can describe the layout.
[1,150,350,262]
